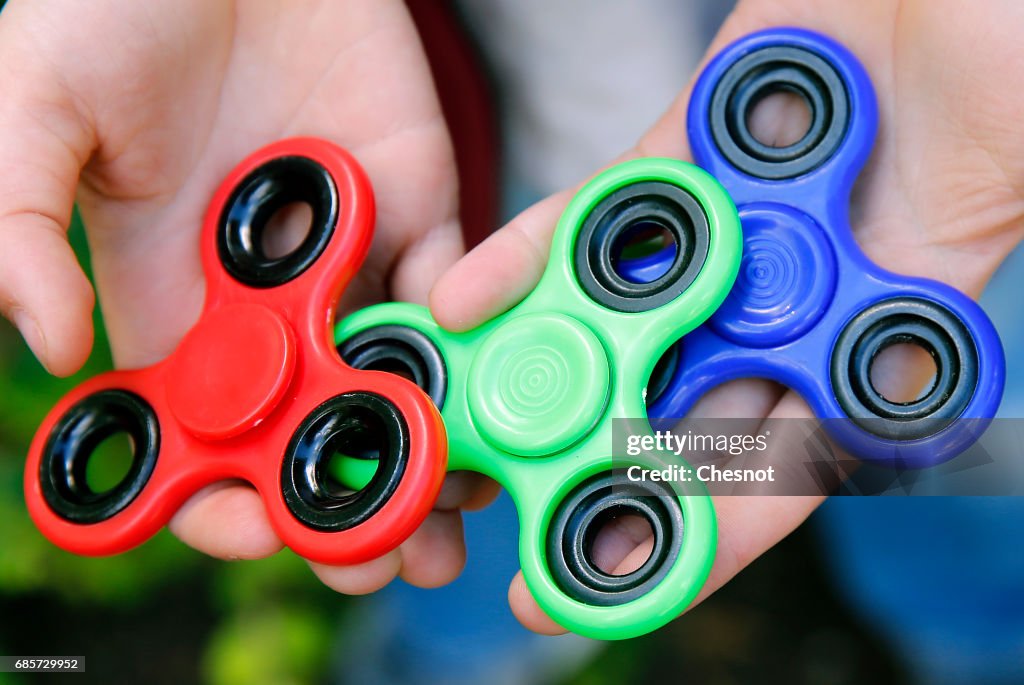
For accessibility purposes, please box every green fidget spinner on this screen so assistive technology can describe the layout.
[335,158,742,639]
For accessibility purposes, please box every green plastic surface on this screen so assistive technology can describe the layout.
[335,158,742,639]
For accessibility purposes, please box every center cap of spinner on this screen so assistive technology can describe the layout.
[468,313,610,456]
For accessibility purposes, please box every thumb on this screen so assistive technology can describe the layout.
[0,37,96,375]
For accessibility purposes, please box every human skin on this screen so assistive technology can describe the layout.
[0,0,489,594]
[429,0,1024,633]
[2,0,1022,635]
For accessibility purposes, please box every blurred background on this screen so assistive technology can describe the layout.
[1,1,1022,684]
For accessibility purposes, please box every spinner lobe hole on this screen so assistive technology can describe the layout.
[709,45,850,180]
[83,431,136,496]
[584,505,656,577]
[868,338,939,405]
[546,470,684,606]
[261,201,314,260]
[321,419,384,497]
[611,220,679,284]
[218,155,338,288]
[574,181,710,313]
[746,88,814,149]
[41,389,160,524]
[831,297,979,440]
[282,392,408,532]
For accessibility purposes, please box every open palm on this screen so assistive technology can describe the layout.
[0,0,477,593]
[430,0,1024,633]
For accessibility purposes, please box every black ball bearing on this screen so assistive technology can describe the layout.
[337,325,448,410]
[574,182,710,313]
[546,470,684,606]
[281,392,411,532]
[218,156,338,287]
[709,45,850,180]
[41,389,160,524]
[831,297,979,440]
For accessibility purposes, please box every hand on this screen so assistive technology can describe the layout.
[0,0,487,593]
[430,0,1024,633]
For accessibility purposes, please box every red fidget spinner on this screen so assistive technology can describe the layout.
[24,138,448,564]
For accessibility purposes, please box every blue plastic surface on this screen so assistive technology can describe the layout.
[624,28,1005,467]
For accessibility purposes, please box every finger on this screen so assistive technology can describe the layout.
[309,551,402,596]
[308,485,481,594]
[430,190,570,331]
[508,572,564,636]
[396,509,466,588]
[434,471,501,512]
[394,474,502,589]
[335,126,464,313]
[458,476,502,512]
[391,217,465,305]
[0,42,96,375]
[686,390,826,607]
[589,514,658,577]
[168,481,284,560]
[509,511,663,636]
[697,496,824,605]
[307,473,493,594]
[0,212,94,376]
[280,3,464,310]
[333,120,464,313]
[685,378,786,421]
[866,341,937,404]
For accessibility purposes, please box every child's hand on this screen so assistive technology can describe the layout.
[430,0,1024,633]
[0,0,484,592]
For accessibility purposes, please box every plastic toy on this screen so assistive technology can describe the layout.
[622,28,1004,466]
[335,158,743,639]
[25,138,447,564]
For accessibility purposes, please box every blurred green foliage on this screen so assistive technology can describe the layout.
[0,216,347,684]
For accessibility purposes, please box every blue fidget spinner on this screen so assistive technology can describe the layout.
[624,28,1005,467]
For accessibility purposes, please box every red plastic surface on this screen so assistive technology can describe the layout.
[24,138,448,564]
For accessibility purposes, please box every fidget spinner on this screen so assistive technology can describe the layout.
[335,158,743,639]
[25,138,447,564]
[623,28,1005,466]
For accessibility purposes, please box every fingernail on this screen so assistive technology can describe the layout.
[12,309,51,373]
